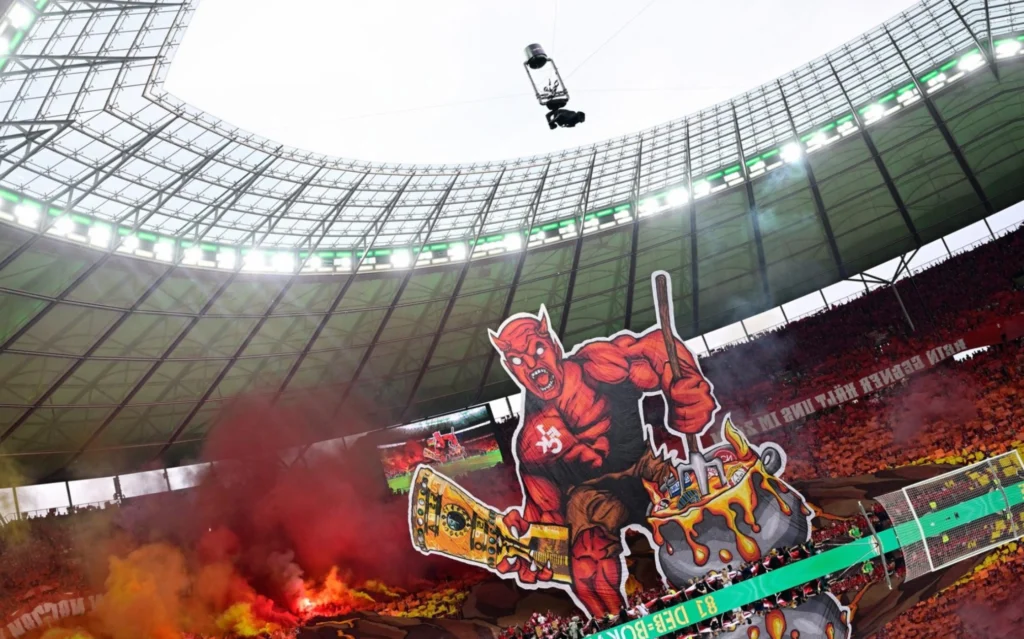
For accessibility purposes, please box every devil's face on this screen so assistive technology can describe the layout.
[489,310,565,401]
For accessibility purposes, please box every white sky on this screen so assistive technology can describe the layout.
[165,0,918,164]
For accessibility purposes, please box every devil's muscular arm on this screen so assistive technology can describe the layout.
[505,473,563,534]
[576,331,716,434]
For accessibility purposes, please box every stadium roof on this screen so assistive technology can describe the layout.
[1,0,1024,483]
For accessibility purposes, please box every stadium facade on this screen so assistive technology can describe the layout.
[0,0,1023,482]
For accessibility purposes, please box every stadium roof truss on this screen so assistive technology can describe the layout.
[1,0,1024,481]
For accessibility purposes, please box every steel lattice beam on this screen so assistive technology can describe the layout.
[885,25,994,216]
[472,163,550,405]
[399,170,506,419]
[622,139,644,331]
[730,103,771,307]
[828,56,923,248]
[777,80,846,278]
[556,152,597,340]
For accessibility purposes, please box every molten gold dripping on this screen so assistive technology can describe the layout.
[649,460,788,566]
[748,627,761,639]
[765,610,787,639]
[719,549,733,563]
[790,631,800,639]
[723,416,752,460]
[760,474,793,516]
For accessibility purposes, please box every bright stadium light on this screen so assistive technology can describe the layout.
[243,250,265,271]
[217,249,236,269]
[996,39,1022,58]
[271,251,294,272]
[780,143,803,163]
[8,3,33,29]
[121,234,140,252]
[14,204,38,227]
[667,188,689,207]
[958,51,985,71]
[338,255,353,270]
[448,243,467,261]
[504,233,523,251]
[183,246,203,263]
[53,215,74,236]
[863,104,886,123]
[154,242,174,261]
[693,181,711,198]
[809,131,829,148]
[0,36,10,54]
[88,225,111,247]
[390,249,412,268]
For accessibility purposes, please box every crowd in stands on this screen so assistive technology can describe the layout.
[498,541,845,638]
[701,225,1024,417]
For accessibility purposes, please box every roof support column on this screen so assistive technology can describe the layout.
[623,138,644,331]
[777,80,846,278]
[729,103,770,307]
[472,164,551,405]
[885,26,994,216]
[557,152,598,340]
[827,57,922,248]
[400,170,506,419]
[686,122,700,336]
[337,175,460,408]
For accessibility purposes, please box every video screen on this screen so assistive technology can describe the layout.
[377,406,503,494]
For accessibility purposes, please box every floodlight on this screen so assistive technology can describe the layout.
[154,242,174,261]
[864,103,888,122]
[0,36,10,54]
[88,225,111,247]
[958,52,985,71]
[391,249,412,268]
[809,131,829,147]
[217,250,236,269]
[121,234,140,252]
[693,181,711,198]
[338,256,353,270]
[447,243,467,261]
[504,233,523,251]
[53,215,74,235]
[271,252,294,272]
[779,143,803,163]
[8,3,32,29]
[562,221,576,235]
[243,250,265,271]
[666,188,689,207]
[996,40,1022,58]
[183,246,203,263]
[14,204,38,227]
[638,199,659,217]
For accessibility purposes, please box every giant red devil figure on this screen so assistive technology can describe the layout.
[488,282,718,617]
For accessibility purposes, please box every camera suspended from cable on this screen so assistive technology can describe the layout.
[523,44,585,130]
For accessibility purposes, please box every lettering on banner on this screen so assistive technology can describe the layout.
[927,339,967,365]
[721,335,975,437]
[5,595,101,638]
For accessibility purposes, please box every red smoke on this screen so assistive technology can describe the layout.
[885,370,979,443]
[13,392,493,638]
[958,595,1024,638]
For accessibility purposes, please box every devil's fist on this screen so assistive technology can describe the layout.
[502,509,533,538]
[497,510,554,583]
[667,373,715,434]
